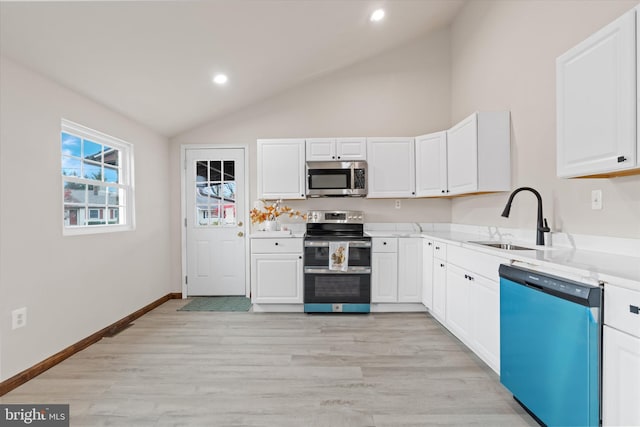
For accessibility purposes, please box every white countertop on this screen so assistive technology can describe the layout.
[364,227,640,291]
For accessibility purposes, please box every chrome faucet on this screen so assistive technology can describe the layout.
[501,187,551,246]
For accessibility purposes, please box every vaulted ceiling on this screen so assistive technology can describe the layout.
[0,1,465,137]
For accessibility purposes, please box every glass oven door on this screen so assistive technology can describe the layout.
[303,269,371,304]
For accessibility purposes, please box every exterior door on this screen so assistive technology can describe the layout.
[186,148,246,296]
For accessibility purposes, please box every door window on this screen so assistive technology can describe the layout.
[195,160,236,227]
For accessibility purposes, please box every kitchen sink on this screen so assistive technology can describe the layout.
[468,241,536,251]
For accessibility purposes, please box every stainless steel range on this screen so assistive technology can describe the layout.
[303,210,371,313]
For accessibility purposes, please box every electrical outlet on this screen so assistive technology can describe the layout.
[395,200,401,209]
[12,307,27,330]
[591,189,602,210]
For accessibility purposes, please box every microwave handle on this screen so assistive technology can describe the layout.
[350,165,355,190]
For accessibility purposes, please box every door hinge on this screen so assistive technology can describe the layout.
[184,158,187,170]
[185,275,188,285]
[184,218,187,227]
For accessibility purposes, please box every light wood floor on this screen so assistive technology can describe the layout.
[1,299,537,426]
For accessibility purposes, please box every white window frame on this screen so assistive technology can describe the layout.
[61,119,135,235]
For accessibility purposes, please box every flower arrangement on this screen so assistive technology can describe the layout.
[250,199,307,224]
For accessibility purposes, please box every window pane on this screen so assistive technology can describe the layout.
[208,204,221,226]
[64,181,86,203]
[209,161,221,182]
[88,207,106,225]
[88,185,106,204]
[84,140,102,160]
[224,161,235,181]
[61,133,81,157]
[223,203,236,225]
[107,187,119,205]
[83,162,102,180]
[108,207,120,224]
[62,156,82,177]
[196,205,209,226]
[196,161,208,183]
[103,147,119,166]
[206,183,221,199]
[104,166,119,183]
[64,206,85,226]
[223,182,236,200]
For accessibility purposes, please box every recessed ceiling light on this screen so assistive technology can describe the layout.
[370,9,385,22]
[213,74,228,85]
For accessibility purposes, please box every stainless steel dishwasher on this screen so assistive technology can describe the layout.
[499,264,602,427]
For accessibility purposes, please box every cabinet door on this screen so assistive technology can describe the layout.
[251,253,302,304]
[306,138,336,161]
[371,252,398,302]
[556,9,636,178]
[415,131,448,197]
[366,137,416,198]
[398,238,423,302]
[432,260,447,324]
[257,139,306,199]
[603,325,640,426]
[447,113,478,195]
[336,137,366,160]
[471,274,500,373]
[445,264,472,342]
[422,240,434,309]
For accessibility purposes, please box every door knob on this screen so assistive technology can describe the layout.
[237,231,244,237]
[238,221,243,226]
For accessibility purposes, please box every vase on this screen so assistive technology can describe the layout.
[263,220,279,232]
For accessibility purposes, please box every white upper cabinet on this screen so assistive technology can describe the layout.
[415,131,448,197]
[446,112,511,196]
[366,137,416,198]
[257,139,306,200]
[557,8,638,178]
[306,137,366,161]
[305,138,336,161]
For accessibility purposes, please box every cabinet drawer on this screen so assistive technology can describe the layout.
[372,238,398,252]
[605,284,640,338]
[448,245,508,282]
[433,242,447,260]
[251,238,303,254]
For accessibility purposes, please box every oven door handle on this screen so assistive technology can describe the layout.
[304,267,372,274]
[304,241,372,248]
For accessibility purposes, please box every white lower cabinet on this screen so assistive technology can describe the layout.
[603,326,640,426]
[470,273,500,371]
[371,251,398,302]
[431,244,447,323]
[371,237,422,303]
[250,238,303,304]
[602,283,640,426]
[443,245,506,373]
[421,240,434,309]
[445,264,472,342]
[398,238,423,302]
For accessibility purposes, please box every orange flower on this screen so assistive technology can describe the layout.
[250,201,306,224]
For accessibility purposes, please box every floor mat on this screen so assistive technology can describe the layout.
[177,296,252,312]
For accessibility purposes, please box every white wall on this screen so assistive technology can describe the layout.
[450,0,640,239]
[0,57,172,381]
[169,30,454,291]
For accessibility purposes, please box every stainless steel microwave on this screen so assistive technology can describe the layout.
[306,161,367,197]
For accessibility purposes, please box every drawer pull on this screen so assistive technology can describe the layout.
[631,305,639,315]
[274,242,279,246]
